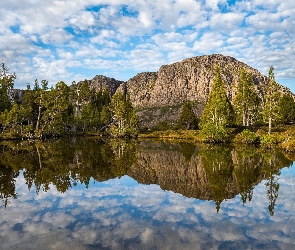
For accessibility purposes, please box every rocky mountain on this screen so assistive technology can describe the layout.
[121,54,292,107]
[114,54,292,127]
[77,75,124,96]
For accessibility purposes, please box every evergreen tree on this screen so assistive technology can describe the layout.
[0,88,11,112]
[33,79,49,133]
[0,62,16,112]
[278,93,295,124]
[263,66,281,134]
[0,62,16,92]
[234,69,261,126]
[110,92,138,137]
[200,66,233,129]
[200,67,233,142]
[41,81,73,134]
[177,101,198,130]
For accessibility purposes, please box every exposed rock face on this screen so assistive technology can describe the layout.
[114,54,292,127]
[9,89,25,102]
[78,75,124,95]
[121,54,291,109]
[80,54,293,127]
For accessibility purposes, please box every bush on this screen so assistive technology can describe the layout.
[201,124,229,143]
[238,129,259,144]
[260,134,277,147]
[282,138,295,152]
[153,121,173,131]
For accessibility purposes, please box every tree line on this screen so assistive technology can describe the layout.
[177,66,295,142]
[0,63,138,138]
[1,62,295,140]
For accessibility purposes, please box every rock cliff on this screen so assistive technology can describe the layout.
[120,54,268,108]
[83,54,293,127]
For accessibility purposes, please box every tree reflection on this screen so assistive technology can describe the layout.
[260,149,287,216]
[0,139,293,215]
[200,145,234,212]
[0,164,18,209]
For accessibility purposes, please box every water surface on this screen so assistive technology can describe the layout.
[0,138,294,249]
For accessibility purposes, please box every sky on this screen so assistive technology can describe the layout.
[0,0,294,92]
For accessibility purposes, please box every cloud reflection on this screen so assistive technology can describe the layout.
[0,165,294,250]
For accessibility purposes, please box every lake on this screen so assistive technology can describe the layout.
[0,137,294,249]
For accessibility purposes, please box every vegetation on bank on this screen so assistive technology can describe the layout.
[1,61,295,151]
[0,62,139,139]
[138,125,295,151]
[139,66,295,152]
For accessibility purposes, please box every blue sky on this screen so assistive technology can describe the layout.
[0,0,294,92]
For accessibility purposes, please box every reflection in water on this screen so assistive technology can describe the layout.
[0,138,294,249]
[0,138,293,214]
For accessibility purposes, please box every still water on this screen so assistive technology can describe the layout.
[0,138,294,249]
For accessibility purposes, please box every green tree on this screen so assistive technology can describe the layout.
[0,62,16,92]
[0,88,11,112]
[177,101,198,130]
[200,67,233,129]
[100,105,111,127]
[278,93,295,124]
[263,66,281,134]
[34,79,49,134]
[0,62,16,112]
[110,92,139,137]
[40,81,73,135]
[21,86,37,132]
[234,69,261,126]
[70,80,91,118]
[200,67,233,142]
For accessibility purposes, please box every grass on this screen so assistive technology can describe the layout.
[138,124,295,152]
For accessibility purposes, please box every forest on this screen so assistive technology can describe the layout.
[1,62,295,146]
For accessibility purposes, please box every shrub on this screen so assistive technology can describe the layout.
[260,134,277,147]
[282,138,295,152]
[238,129,259,144]
[201,124,229,143]
[153,121,173,131]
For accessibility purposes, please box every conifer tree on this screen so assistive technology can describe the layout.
[234,69,261,126]
[41,81,73,134]
[177,100,198,130]
[0,62,16,112]
[110,92,138,137]
[200,67,233,128]
[263,66,281,134]
[278,93,295,124]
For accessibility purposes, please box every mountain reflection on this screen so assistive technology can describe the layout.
[0,138,293,214]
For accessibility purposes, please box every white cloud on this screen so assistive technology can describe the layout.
[205,0,227,10]
[193,32,225,53]
[0,0,294,92]
[40,28,73,45]
[210,12,245,30]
